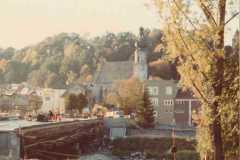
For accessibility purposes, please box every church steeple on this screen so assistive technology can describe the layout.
[134,27,148,81]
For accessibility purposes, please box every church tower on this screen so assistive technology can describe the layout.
[134,27,148,81]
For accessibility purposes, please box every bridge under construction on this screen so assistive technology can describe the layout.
[0,119,104,160]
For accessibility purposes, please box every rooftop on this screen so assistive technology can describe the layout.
[95,61,133,84]
[175,89,196,99]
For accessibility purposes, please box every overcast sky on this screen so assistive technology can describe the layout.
[0,0,238,49]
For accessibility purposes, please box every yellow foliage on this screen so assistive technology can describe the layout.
[0,59,8,72]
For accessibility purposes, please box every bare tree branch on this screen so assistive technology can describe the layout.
[191,79,210,105]
[225,12,240,26]
[198,0,218,27]
[171,0,214,51]
[172,0,197,30]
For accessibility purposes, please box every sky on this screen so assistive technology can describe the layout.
[0,0,238,49]
[0,0,160,49]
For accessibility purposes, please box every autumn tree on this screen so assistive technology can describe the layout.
[136,89,155,128]
[105,78,143,114]
[0,31,169,86]
[153,0,239,159]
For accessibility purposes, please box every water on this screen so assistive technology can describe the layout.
[79,153,119,160]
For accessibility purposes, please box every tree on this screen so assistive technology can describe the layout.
[4,61,30,83]
[65,93,78,114]
[77,93,88,113]
[44,72,65,89]
[92,32,136,61]
[0,47,15,60]
[40,57,61,74]
[153,0,239,159]
[28,69,47,88]
[64,93,88,115]
[149,59,180,80]
[136,89,155,128]
[0,59,8,72]
[105,78,143,114]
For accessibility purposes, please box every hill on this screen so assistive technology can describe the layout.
[0,29,178,88]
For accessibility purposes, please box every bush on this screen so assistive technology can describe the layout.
[112,148,130,157]
[110,137,198,159]
[176,150,200,160]
[144,149,161,158]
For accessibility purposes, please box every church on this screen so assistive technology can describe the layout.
[91,28,196,126]
[93,27,149,100]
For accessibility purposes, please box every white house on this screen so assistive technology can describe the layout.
[37,88,66,114]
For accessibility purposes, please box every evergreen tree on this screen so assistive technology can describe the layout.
[136,89,155,128]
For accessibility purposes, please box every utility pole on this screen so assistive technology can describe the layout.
[171,128,177,160]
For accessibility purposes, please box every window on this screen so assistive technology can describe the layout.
[176,100,185,105]
[164,106,174,113]
[166,86,173,95]
[148,86,158,95]
[150,98,158,106]
[164,99,174,106]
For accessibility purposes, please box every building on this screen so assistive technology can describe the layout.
[0,83,43,116]
[92,27,149,101]
[145,78,178,125]
[37,88,66,114]
[91,27,200,126]
[64,84,87,95]
[104,117,131,139]
[174,89,201,127]
[93,61,134,101]
[133,46,148,81]
[0,94,29,112]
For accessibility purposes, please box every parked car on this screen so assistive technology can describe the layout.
[36,113,48,122]
[97,114,104,120]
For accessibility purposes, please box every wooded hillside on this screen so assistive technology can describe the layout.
[0,29,178,88]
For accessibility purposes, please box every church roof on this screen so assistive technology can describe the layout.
[95,61,134,84]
